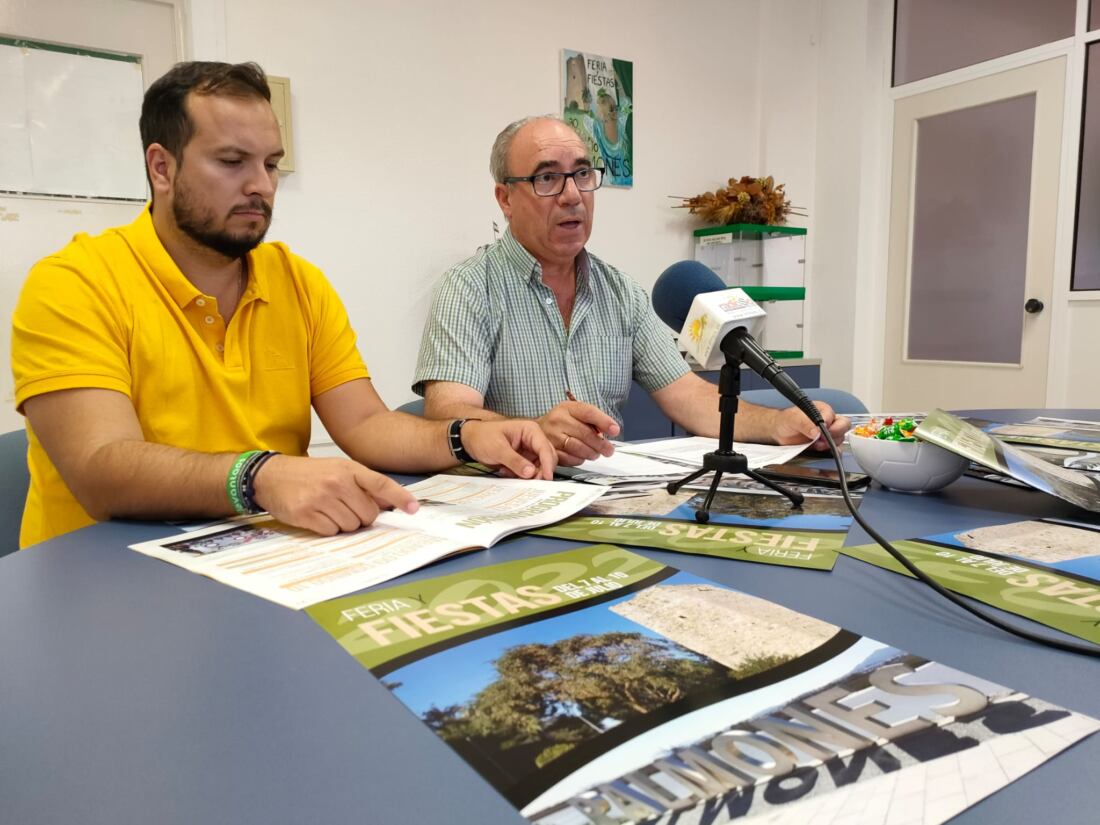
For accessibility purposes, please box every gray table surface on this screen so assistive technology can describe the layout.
[2,410,1099,824]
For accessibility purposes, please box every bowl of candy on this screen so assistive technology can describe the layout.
[847,417,969,493]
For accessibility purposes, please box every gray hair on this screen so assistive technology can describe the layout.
[488,115,583,183]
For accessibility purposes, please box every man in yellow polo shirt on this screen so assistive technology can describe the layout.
[11,61,555,548]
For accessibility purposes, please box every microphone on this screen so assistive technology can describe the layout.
[652,261,822,425]
[653,261,765,371]
[652,260,726,330]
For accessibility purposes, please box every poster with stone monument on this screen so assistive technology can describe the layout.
[561,49,632,187]
[308,544,1098,824]
[844,517,1100,643]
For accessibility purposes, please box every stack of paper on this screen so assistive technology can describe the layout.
[560,437,811,501]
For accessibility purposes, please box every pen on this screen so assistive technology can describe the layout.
[565,389,604,438]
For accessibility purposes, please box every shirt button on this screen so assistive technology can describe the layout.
[215,343,224,353]
[545,297,554,305]
[195,298,206,307]
[204,315,215,325]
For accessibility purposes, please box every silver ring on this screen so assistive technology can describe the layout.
[562,435,572,450]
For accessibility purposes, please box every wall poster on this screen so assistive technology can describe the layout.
[561,49,633,188]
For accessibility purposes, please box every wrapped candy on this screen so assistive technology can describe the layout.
[853,417,918,442]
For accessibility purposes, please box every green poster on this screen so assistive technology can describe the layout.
[307,544,666,670]
[307,543,1099,824]
[532,516,840,570]
[842,539,1100,644]
[562,48,633,186]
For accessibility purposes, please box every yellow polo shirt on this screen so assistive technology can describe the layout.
[12,208,370,547]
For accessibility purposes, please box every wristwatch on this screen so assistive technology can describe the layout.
[448,418,475,463]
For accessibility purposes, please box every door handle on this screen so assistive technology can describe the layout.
[1024,298,1044,314]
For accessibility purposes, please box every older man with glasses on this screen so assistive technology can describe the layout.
[413,116,847,466]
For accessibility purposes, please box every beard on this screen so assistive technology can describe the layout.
[171,175,272,260]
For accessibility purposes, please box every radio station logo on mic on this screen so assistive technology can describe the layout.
[688,314,708,343]
[718,295,753,313]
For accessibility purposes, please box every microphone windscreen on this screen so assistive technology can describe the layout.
[652,260,726,331]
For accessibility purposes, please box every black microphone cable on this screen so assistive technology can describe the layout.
[697,317,1100,655]
[803,405,1100,658]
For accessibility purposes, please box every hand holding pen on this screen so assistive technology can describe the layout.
[536,390,620,467]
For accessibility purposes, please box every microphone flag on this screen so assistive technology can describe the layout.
[680,288,766,370]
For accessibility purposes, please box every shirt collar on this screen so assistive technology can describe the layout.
[124,204,271,308]
[500,225,591,292]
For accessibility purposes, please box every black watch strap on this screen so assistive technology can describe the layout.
[448,418,475,463]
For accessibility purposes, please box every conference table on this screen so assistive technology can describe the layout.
[2,410,1099,824]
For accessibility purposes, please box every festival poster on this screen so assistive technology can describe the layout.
[575,474,860,533]
[926,518,1100,582]
[914,409,1100,512]
[663,483,861,533]
[964,416,1100,453]
[307,544,1098,824]
[562,49,633,187]
[841,534,1100,644]
[531,516,842,571]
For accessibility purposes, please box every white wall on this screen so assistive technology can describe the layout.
[1064,301,1100,406]
[187,0,764,421]
[7,1,1091,440]
[5,0,880,441]
[753,0,891,402]
[808,0,870,394]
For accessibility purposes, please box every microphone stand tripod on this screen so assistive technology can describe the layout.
[666,342,804,523]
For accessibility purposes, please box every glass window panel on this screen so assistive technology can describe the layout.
[907,95,1036,364]
[1092,0,1100,33]
[894,0,1074,86]
[1074,44,1100,290]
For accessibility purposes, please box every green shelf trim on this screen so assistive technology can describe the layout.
[693,223,807,237]
[742,286,805,301]
[0,36,141,64]
[767,350,804,359]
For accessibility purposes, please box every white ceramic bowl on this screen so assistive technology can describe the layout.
[847,433,969,493]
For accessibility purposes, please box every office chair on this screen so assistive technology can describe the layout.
[740,387,869,415]
[396,398,425,416]
[0,428,29,557]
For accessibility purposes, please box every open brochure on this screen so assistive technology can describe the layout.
[129,475,606,610]
[915,409,1100,512]
[307,544,1098,824]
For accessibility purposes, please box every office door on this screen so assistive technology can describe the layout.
[882,58,1065,409]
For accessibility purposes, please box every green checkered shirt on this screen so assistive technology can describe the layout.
[413,229,689,427]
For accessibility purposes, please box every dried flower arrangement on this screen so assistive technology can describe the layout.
[671,176,804,226]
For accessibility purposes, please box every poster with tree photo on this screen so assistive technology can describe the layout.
[308,544,1097,824]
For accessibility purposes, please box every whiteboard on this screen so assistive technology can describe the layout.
[0,39,147,200]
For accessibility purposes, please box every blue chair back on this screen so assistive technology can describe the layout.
[396,398,425,416]
[0,429,29,557]
[740,387,868,415]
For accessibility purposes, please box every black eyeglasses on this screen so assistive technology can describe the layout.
[504,167,605,197]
